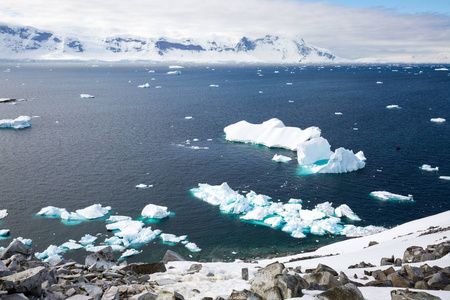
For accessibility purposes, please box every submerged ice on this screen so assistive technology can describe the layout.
[191,182,384,239]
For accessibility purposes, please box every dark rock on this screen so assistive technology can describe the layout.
[364,270,372,276]
[421,253,437,262]
[188,263,203,273]
[173,291,185,300]
[348,261,376,269]
[85,246,116,271]
[414,280,430,290]
[435,243,450,257]
[372,270,388,281]
[314,264,338,276]
[308,282,327,291]
[365,280,393,287]
[242,268,249,280]
[388,273,414,288]
[402,265,424,282]
[162,250,186,264]
[381,256,395,266]
[0,239,33,260]
[384,266,397,276]
[427,272,450,290]
[338,271,350,285]
[227,289,263,300]
[128,290,158,300]
[0,265,48,294]
[403,246,424,263]
[395,258,403,266]
[390,289,441,300]
[303,271,342,290]
[275,273,303,298]
[121,262,166,275]
[1,294,30,299]
[315,283,364,300]
[293,266,302,273]
[368,241,379,247]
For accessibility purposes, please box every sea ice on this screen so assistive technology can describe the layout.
[263,216,284,228]
[169,65,184,69]
[297,137,333,165]
[76,204,111,219]
[386,105,401,109]
[434,67,449,71]
[185,116,193,119]
[136,184,153,189]
[137,83,150,88]
[335,204,361,221]
[106,215,132,223]
[121,227,158,247]
[79,234,98,245]
[35,245,66,262]
[104,236,123,245]
[210,84,219,87]
[80,94,94,98]
[370,191,414,202]
[167,70,181,75]
[430,118,446,123]
[272,154,292,163]
[16,237,32,246]
[0,116,31,129]
[60,240,83,250]
[37,206,68,218]
[376,81,383,84]
[160,233,187,244]
[240,206,271,221]
[335,112,343,115]
[106,220,144,237]
[120,248,142,259]
[60,211,83,221]
[141,204,172,219]
[420,164,439,171]
[185,242,201,252]
[439,176,450,180]
[224,118,321,151]
[0,229,10,236]
[0,209,8,219]
[309,148,366,174]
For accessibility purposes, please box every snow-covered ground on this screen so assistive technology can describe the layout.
[150,209,450,299]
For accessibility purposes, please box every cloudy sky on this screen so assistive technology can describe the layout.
[1,0,450,59]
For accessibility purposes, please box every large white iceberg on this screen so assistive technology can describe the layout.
[141,204,172,219]
[191,182,382,239]
[297,137,333,165]
[309,148,366,174]
[0,116,31,129]
[76,204,111,219]
[37,206,68,218]
[224,118,321,151]
[370,191,414,202]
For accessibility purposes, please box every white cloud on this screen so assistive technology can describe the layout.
[1,0,450,59]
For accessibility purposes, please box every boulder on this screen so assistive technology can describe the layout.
[228,289,263,300]
[427,272,450,290]
[129,291,158,300]
[403,246,424,263]
[315,283,364,300]
[242,268,249,280]
[303,271,342,290]
[390,289,441,300]
[414,280,430,290]
[402,265,424,282]
[314,264,338,276]
[381,256,395,266]
[188,263,203,273]
[162,250,186,264]
[365,280,393,287]
[388,273,414,288]
[372,270,388,281]
[0,266,48,294]
[250,262,285,295]
[0,239,33,260]
[85,246,116,271]
[275,273,303,298]
[121,262,166,275]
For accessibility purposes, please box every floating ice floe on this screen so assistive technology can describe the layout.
[37,206,68,218]
[191,182,384,239]
[224,118,321,151]
[0,116,31,129]
[0,209,8,219]
[334,112,343,115]
[137,83,150,88]
[430,118,446,123]
[376,81,383,84]
[105,236,123,245]
[435,67,449,71]
[440,176,450,181]
[209,84,219,87]
[136,184,153,189]
[370,191,414,202]
[79,234,98,246]
[141,204,172,219]
[272,154,292,163]
[185,242,202,252]
[0,229,10,236]
[80,94,94,98]
[120,249,142,260]
[185,116,193,120]
[169,65,184,69]
[160,233,187,244]
[420,164,439,171]
[167,70,181,75]
[35,245,66,262]
[386,105,401,109]
[286,83,293,85]
[76,204,111,219]
[106,215,132,223]
[60,239,83,250]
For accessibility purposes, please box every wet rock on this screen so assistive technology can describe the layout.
[390,289,441,300]
[315,283,364,300]
[162,250,186,264]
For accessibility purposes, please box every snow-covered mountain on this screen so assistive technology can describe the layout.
[0,24,336,63]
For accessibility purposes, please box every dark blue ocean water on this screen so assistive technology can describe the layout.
[0,62,449,263]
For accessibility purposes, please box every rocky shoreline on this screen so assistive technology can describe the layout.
[0,238,449,299]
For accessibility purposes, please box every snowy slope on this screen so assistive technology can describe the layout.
[0,24,336,63]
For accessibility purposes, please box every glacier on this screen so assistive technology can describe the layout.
[191,182,385,239]
[370,191,414,202]
[0,116,31,129]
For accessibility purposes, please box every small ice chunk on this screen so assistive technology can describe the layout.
[286,83,293,85]
[79,234,98,245]
[167,70,181,75]
[160,233,183,243]
[106,215,132,223]
[141,204,172,219]
[60,239,83,250]
[0,209,8,219]
[439,176,450,180]
[169,65,184,69]
[37,206,68,217]
[0,229,10,236]
[430,118,446,123]
[185,242,201,252]
[376,81,383,84]
[136,184,153,189]
[120,248,142,259]
[76,204,111,219]
[386,105,401,109]
[291,229,306,238]
[272,154,292,163]
[122,227,157,246]
[335,204,361,221]
[297,137,333,165]
[420,164,439,171]
[35,245,66,262]
[137,83,150,88]
[185,116,193,119]
[106,220,144,237]
[210,84,219,87]
[434,67,449,71]
[370,191,414,202]
[0,116,32,129]
[80,94,94,98]
[334,112,343,115]
[104,236,123,245]
[16,237,32,246]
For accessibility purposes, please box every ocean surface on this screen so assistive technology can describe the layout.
[0,62,449,263]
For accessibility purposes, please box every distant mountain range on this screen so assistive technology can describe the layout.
[0,24,336,63]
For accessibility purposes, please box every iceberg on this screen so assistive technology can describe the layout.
[430,118,446,123]
[106,215,132,223]
[60,239,83,250]
[0,116,31,129]
[169,65,184,69]
[35,245,66,262]
[439,176,450,181]
[141,204,172,219]
[308,148,366,174]
[160,233,187,244]
[121,227,158,247]
[420,164,439,171]
[263,216,284,228]
[185,242,201,252]
[297,137,333,165]
[370,191,414,202]
[376,81,383,84]
[120,248,142,260]
[61,211,83,221]
[79,234,98,245]
[104,236,123,245]
[37,206,68,218]
[386,105,401,109]
[435,67,449,71]
[224,118,321,151]
[209,84,219,87]
[167,70,181,75]
[80,94,94,98]
[0,229,10,236]
[272,154,292,163]
[76,204,111,219]
[136,184,153,189]
[335,204,361,221]
[106,220,144,237]
[0,209,8,219]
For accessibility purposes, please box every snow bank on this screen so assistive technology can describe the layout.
[370,191,414,202]
[191,182,383,239]
[420,164,439,171]
[272,154,292,163]
[141,204,172,219]
[0,116,31,129]
[224,118,321,151]
[430,118,446,123]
